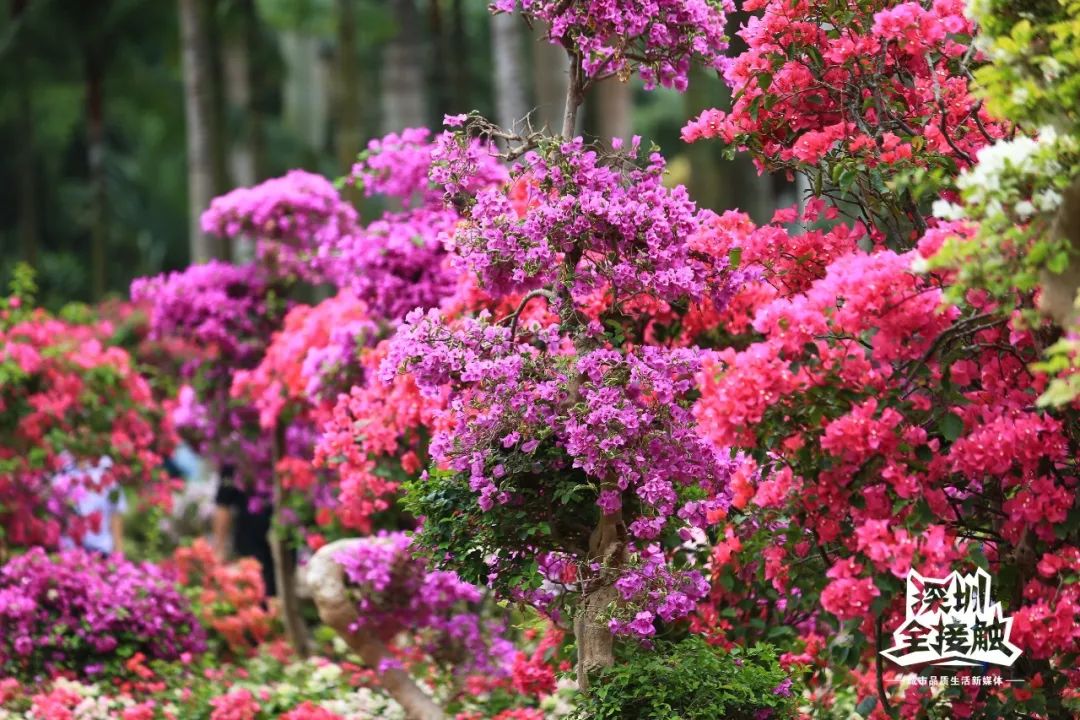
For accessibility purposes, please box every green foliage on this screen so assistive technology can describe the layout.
[569,637,798,720]
[970,0,1080,133]
[403,457,599,598]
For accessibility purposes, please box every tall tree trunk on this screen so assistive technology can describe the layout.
[272,423,309,657]
[449,0,470,117]
[490,10,527,131]
[179,0,224,263]
[592,76,632,147]
[223,3,256,188]
[85,46,107,300]
[280,30,330,154]
[12,0,37,268]
[222,0,258,262]
[684,65,726,213]
[428,0,451,119]
[335,0,362,201]
[381,0,427,133]
[530,22,569,133]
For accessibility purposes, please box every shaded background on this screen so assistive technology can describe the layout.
[0,0,785,308]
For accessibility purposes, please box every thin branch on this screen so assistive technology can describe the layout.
[876,614,899,719]
[501,288,558,340]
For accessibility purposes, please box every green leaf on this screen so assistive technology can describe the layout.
[938,412,964,442]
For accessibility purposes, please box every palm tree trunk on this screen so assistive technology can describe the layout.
[222,0,258,262]
[179,0,224,263]
[335,0,363,200]
[450,0,470,113]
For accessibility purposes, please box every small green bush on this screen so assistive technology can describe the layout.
[570,637,798,720]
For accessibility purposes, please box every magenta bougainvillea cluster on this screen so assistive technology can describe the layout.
[0,548,205,680]
[344,127,507,318]
[201,170,358,285]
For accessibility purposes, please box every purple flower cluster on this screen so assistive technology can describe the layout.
[132,262,285,504]
[131,260,282,367]
[341,209,462,320]
[607,544,709,638]
[491,0,731,90]
[335,532,516,676]
[0,548,205,679]
[350,127,445,204]
[444,136,742,309]
[341,128,508,318]
[201,169,358,284]
[384,311,733,638]
[386,315,734,529]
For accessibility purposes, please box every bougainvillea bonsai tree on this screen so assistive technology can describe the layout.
[0,267,172,555]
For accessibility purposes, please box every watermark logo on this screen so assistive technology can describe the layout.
[881,568,1021,668]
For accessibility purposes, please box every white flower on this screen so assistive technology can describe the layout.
[1035,188,1063,212]
[931,200,966,220]
[274,682,300,698]
[911,255,930,274]
[1009,85,1031,106]
[1041,57,1065,81]
[310,662,344,685]
[1014,200,1036,218]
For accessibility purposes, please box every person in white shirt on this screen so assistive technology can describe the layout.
[52,456,127,555]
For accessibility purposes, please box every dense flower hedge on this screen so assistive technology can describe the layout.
[0,548,205,680]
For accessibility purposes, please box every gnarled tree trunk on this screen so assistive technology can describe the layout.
[1040,177,1080,326]
[271,423,309,657]
[307,539,445,720]
[574,507,625,691]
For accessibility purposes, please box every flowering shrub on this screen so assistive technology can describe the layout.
[924,1,1080,405]
[683,0,1006,237]
[202,170,359,285]
[131,260,288,501]
[334,532,516,677]
[391,131,744,656]
[0,269,171,551]
[0,548,205,680]
[170,539,276,656]
[315,340,442,533]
